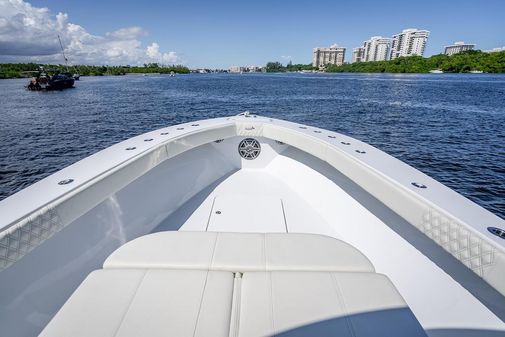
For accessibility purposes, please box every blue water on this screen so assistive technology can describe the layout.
[0,73,504,219]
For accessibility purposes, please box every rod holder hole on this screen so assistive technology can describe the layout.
[488,227,505,239]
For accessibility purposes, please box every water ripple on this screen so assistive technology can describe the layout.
[0,73,504,220]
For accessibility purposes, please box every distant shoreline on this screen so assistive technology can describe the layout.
[265,50,505,74]
[2,71,505,80]
[1,50,504,79]
[0,63,190,79]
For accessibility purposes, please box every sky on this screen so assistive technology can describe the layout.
[1,0,504,68]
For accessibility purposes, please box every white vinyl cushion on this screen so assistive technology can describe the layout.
[39,269,234,337]
[103,231,375,272]
[238,271,427,337]
[40,232,426,337]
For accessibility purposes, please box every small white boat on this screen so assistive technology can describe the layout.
[1,113,504,337]
[470,70,484,74]
[429,69,444,74]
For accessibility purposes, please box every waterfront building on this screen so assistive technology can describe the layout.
[312,44,346,68]
[485,46,505,53]
[444,42,475,56]
[229,66,262,73]
[363,36,392,62]
[247,66,261,72]
[352,47,365,63]
[229,66,245,73]
[390,28,430,59]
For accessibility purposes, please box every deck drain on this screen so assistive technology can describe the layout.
[355,150,366,154]
[161,132,169,135]
[125,147,136,151]
[144,138,153,142]
[488,227,505,239]
[238,138,261,160]
[341,141,351,145]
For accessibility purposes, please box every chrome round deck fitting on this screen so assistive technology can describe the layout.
[238,138,261,160]
[411,182,427,189]
[161,132,169,135]
[215,211,222,214]
[355,150,366,154]
[341,141,351,145]
[126,147,136,151]
[488,227,505,239]
[58,179,74,185]
[144,138,153,142]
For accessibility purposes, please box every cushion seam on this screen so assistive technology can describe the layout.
[112,269,148,337]
[192,270,210,337]
[268,272,276,336]
[330,272,357,337]
[263,233,267,271]
[209,232,219,270]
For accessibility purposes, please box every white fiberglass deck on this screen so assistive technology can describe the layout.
[151,145,504,335]
[1,115,504,337]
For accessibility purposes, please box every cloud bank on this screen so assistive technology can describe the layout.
[0,0,180,65]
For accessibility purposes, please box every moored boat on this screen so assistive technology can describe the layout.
[0,113,504,337]
[26,68,75,91]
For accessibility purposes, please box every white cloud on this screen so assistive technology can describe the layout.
[0,0,181,65]
[146,42,178,64]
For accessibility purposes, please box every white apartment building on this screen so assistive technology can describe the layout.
[485,46,505,53]
[352,47,365,63]
[362,36,392,62]
[444,42,475,56]
[312,44,346,68]
[390,28,430,59]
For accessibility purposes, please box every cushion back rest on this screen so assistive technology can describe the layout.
[103,231,375,273]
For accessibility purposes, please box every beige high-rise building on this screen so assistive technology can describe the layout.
[390,28,430,59]
[352,47,365,63]
[444,42,475,56]
[362,36,392,62]
[312,44,346,68]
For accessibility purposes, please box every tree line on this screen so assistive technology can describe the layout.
[265,50,505,74]
[0,63,190,79]
[326,50,505,73]
[265,61,316,72]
